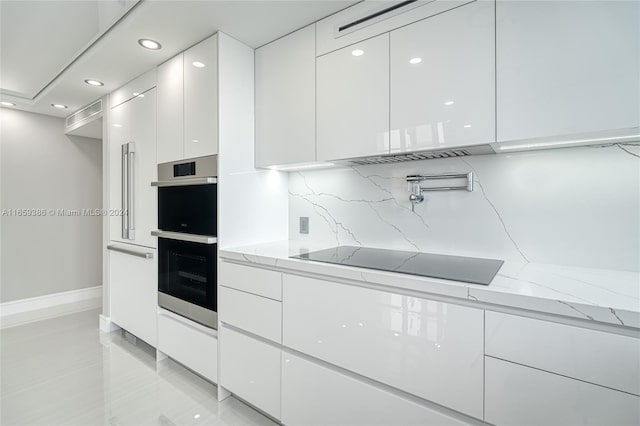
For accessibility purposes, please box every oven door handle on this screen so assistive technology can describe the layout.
[151,177,217,187]
[107,244,154,259]
[151,230,217,244]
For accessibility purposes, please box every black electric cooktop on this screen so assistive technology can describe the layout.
[291,246,503,285]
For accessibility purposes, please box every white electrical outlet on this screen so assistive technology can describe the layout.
[299,217,309,234]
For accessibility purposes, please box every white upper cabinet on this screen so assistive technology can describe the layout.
[109,86,157,249]
[315,0,475,56]
[156,34,218,164]
[390,1,495,153]
[496,0,640,142]
[109,69,157,109]
[184,34,218,159]
[255,24,316,168]
[317,33,390,161]
[157,54,184,164]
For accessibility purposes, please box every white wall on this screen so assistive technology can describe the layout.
[0,109,102,302]
[289,143,640,272]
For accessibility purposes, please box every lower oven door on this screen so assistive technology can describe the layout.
[158,237,217,328]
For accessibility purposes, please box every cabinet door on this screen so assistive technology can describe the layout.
[219,326,281,420]
[282,274,484,419]
[109,246,157,347]
[317,33,390,161]
[485,357,640,426]
[109,69,156,109]
[390,1,495,152]
[255,24,316,168]
[157,54,184,164]
[496,0,640,142]
[282,352,470,426]
[109,89,157,248]
[184,34,218,158]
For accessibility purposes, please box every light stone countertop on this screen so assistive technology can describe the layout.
[219,240,640,329]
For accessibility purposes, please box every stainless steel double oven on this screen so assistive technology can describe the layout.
[152,155,218,329]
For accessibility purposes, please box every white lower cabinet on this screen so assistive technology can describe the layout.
[282,274,484,419]
[281,351,471,426]
[485,357,640,426]
[485,311,640,396]
[109,245,157,347]
[219,326,281,420]
[157,311,218,383]
[219,286,282,343]
[218,261,282,300]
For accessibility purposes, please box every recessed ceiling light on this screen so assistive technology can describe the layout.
[51,104,67,109]
[351,49,364,57]
[192,61,205,68]
[1,101,16,107]
[138,38,161,50]
[444,101,455,106]
[464,124,472,128]
[113,124,122,128]
[409,57,422,64]
[84,79,104,86]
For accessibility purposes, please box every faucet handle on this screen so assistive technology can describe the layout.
[409,193,425,212]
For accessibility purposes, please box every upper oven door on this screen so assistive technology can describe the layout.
[158,183,217,236]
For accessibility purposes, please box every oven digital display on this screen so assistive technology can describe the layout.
[173,161,196,177]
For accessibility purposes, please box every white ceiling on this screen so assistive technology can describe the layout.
[0,0,357,118]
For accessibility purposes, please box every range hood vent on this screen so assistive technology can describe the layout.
[66,99,102,129]
[348,145,496,166]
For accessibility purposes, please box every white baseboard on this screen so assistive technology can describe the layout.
[0,286,102,329]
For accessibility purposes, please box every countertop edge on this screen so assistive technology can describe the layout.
[219,248,640,331]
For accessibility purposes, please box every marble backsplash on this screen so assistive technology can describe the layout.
[288,143,640,272]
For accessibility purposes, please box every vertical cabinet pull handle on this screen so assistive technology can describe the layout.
[127,142,136,240]
[121,144,128,239]
[121,142,136,240]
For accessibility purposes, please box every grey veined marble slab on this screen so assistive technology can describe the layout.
[220,240,640,329]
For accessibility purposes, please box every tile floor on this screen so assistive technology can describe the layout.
[0,309,277,426]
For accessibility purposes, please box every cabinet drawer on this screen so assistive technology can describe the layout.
[219,261,281,300]
[486,311,640,395]
[158,311,218,383]
[485,357,640,426]
[282,352,470,426]
[219,326,281,420]
[219,286,282,343]
[282,274,484,419]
